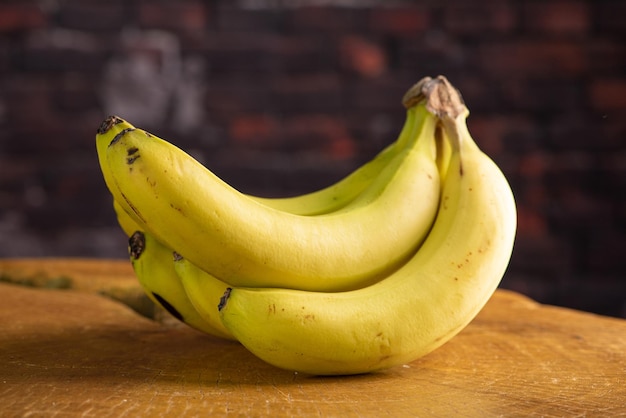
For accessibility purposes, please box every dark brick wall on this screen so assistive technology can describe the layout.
[1,0,624,317]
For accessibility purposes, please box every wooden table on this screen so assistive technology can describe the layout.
[1,258,625,417]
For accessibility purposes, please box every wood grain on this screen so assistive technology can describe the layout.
[1,259,625,417]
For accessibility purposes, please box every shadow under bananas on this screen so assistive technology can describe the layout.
[1,283,403,389]
[1,322,410,391]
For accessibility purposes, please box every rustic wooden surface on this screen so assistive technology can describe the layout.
[1,259,625,417]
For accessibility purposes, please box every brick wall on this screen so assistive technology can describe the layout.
[0,0,624,317]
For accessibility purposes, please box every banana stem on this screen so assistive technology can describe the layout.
[404,75,470,169]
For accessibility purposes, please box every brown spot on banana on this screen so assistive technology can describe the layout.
[169,203,184,216]
[217,288,232,311]
[126,147,140,164]
[97,115,124,135]
[441,195,450,210]
[108,127,136,147]
[128,231,146,260]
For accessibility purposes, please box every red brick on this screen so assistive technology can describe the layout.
[205,77,273,113]
[478,40,586,77]
[467,115,537,156]
[0,4,46,32]
[444,3,516,35]
[499,78,584,112]
[587,40,626,73]
[596,0,626,35]
[516,206,548,239]
[549,181,614,230]
[508,235,572,277]
[339,36,387,78]
[369,7,430,35]
[280,115,356,160]
[588,79,626,111]
[467,117,504,157]
[545,112,623,151]
[229,114,280,147]
[523,0,590,35]
[138,0,208,31]
[518,152,550,180]
[290,6,366,33]
[56,2,127,32]
[270,74,345,113]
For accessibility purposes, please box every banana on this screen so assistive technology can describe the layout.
[252,86,422,214]
[117,204,237,340]
[97,102,416,219]
[105,106,418,334]
[120,210,235,339]
[105,103,417,236]
[114,199,139,237]
[104,109,416,313]
[251,142,398,215]
[128,230,234,339]
[216,76,517,375]
[172,256,234,338]
[434,123,453,180]
[101,99,440,292]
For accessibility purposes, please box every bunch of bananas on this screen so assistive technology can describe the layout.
[96,75,517,375]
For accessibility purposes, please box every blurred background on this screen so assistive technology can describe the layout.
[0,0,624,317]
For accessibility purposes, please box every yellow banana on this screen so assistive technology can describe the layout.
[105,103,416,236]
[113,199,138,237]
[101,101,440,292]
[121,209,234,339]
[216,76,517,375]
[251,142,397,215]
[97,102,416,219]
[172,256,234,338]
[128,230,234,339]
[104,101,420,331]
[252,82,426,214]
[104,106,417,313]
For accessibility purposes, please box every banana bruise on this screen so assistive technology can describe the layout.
[101,102,439,292]
[216,85,517,375]
[128,230,234,340]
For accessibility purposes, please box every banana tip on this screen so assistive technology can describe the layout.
[97,115,125,135]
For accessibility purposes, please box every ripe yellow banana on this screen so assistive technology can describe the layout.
[103,105,418,312]
[172,255,234,338]
[120,207,234,339]
[216,78,517,375]
[104,102,417,237]
[113,199,138,237]
[104,99,423,330]
[97,101,417,220]
[101,102,440,292]
[128,230,234,339]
